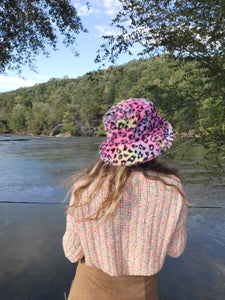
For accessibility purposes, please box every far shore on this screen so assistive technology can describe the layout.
[0,129,202,139]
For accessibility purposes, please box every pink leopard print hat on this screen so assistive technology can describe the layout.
[99,98,174,166]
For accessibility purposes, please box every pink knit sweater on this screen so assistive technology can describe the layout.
[63,171,187,276]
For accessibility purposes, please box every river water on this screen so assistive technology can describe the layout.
[0,135,225,299]
[0,135,102,204]
[0,134,224,207]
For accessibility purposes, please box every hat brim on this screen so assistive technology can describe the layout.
[99,121,174,166]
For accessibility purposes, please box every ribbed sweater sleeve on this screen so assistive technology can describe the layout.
[62,213,84,262]
[167,199,187,257]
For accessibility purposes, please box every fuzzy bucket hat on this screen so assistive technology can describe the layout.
[99,98,174,166]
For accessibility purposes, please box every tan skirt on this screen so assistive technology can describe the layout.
[68,259,158,300]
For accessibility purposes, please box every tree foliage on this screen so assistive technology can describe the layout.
[0,55,224,142]
[0,0,87,73]
[96,0,225,76]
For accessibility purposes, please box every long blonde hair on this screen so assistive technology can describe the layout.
[65,158,188,222]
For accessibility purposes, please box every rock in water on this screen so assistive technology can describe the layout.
[50,124,65,136]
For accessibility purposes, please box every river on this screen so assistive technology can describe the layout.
[0,134,225,299]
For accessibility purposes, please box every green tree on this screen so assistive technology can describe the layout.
[26,102,50,134]
[199,96,225,141]
[8,103,26,131]
[60,111,77,135]
[0,0,87,73]
[96,0,225,76]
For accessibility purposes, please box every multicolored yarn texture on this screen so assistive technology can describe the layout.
[99,98,174,166]
[63,171,187,276]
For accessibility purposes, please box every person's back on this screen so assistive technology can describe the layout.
[63,170,187,276]
[63,98,188,300]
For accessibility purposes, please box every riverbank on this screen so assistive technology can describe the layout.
[0,128,209,138]
[0,203,224,300]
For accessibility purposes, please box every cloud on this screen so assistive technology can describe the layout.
[73,1,100,16]
[105,9,116,16]
[102,0,121,16]
[94,25,117,36]
[0,75,39,93]
[102,0,121,9]
[73,0,120,16]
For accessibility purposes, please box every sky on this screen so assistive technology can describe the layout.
[0,0,139,93]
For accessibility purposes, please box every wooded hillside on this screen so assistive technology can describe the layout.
[0,55,224,142]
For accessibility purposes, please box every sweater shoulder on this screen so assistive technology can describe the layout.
[127,170,184,194]
[128,170,181,184]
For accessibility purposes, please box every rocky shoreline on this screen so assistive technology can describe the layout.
[50,118,102,137]
[0,119,105,138]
